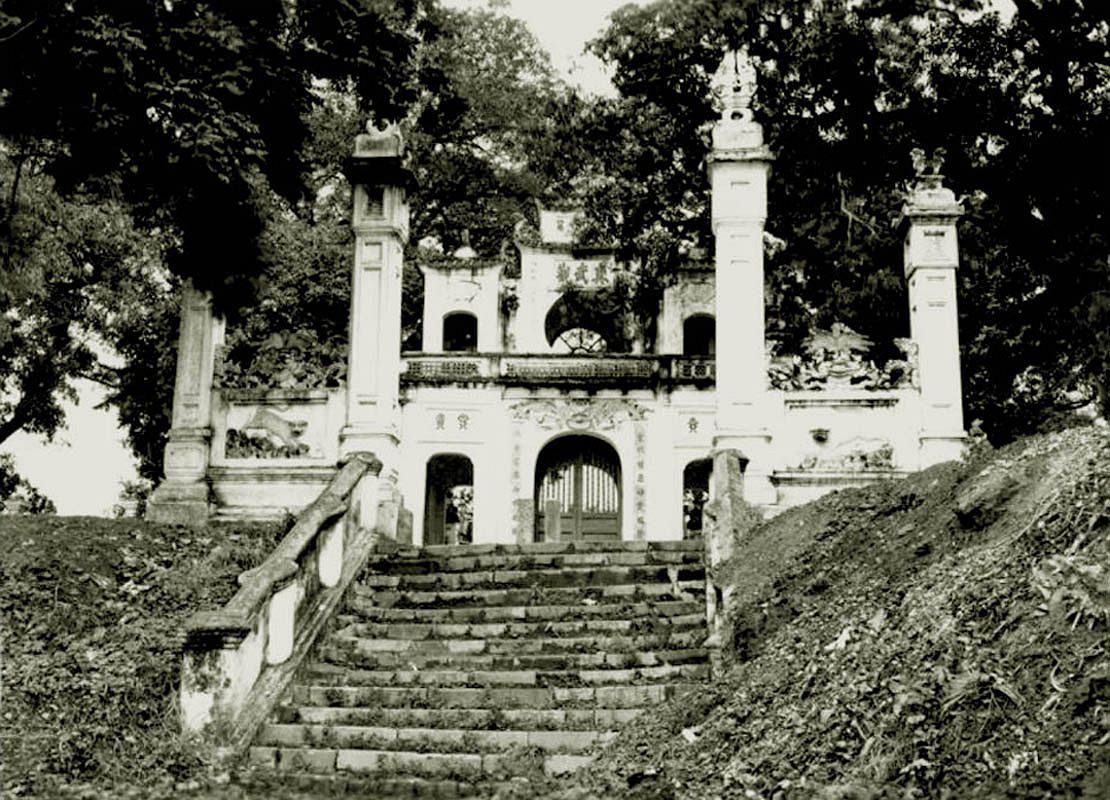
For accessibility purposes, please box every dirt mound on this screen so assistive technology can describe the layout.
[559,426,1110,799]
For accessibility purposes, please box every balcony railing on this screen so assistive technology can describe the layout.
[400,353,716,387]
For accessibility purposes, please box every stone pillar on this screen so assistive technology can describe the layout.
[147,285,224,524]
[903,168,966,465]
[708,49,776,505]
[340,124,410,472]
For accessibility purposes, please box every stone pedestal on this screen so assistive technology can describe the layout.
[708,80,776,506]
[147,286,223,524]
[903,175,966,465]
[340,126,410,470]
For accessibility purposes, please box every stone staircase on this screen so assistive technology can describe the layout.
[248,539,709,796]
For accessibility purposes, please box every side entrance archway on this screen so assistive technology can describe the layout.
[534,435,621,542]
[425,454,473,546]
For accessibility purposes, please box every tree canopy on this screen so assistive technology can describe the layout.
[573,0,1110,439]
[0,0,436,469]
[2,0,1107,488]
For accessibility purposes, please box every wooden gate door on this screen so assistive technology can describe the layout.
[535,436,621,542]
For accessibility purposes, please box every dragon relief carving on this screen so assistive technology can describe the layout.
[226,407,312,459]
[768,323,919,391]
[509,399,648,432]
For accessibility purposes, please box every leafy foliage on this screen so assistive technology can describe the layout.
[0,0,434,460]
[0,152,159,448]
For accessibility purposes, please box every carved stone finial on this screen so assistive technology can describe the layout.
[712,47,758,122]
[910,146,947,188]
[905,147,960,216]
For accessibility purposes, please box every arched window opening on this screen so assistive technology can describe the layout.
[544,290,629,353]
[443,312,478,352]
[535,435,621,542]
[683,315,715,356]
[425,454,474,545]
[683,458,712,538]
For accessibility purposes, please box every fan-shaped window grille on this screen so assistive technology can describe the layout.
[553,327,607,354]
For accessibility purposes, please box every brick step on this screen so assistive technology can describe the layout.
[242,770,494,799]
[353,580,705,610]
[363,548,702,576]
[339,598,703,625]
[304,639,705,679]
[329,628,704,656]
[315,662,708,688]
[415,540,702,558]
[357,564,704,592]
[337,612,706,640]
[290,681,701,710]
[277,704,644,731]
[316,646,708,673]
[256,723,615,754]
[248,745,592,779]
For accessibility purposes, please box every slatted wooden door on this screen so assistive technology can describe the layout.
[535,436,621,542]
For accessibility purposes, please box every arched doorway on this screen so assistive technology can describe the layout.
[425,454,473,546]
[534,435,621,542]
[683,458,712,539]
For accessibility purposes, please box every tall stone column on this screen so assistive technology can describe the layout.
[340,123,410,472]
[708,50,776,505]
[147,284,224,524]
[903,160,966,465]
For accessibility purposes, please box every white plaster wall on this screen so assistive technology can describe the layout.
[399,386,511,544]
[419,262,502,352]
[660,275,715,355]
[763,390,923,473]
[210,389,345,467]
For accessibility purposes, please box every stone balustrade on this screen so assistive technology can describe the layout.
[179,452,407,748]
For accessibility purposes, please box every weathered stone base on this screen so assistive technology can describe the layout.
[146,482,211,525]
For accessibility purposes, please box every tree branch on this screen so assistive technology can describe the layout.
[0,396,32,448]
[0,15,37,44]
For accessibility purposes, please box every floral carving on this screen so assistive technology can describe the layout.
[797,439,895,472]
[509,399,648,431]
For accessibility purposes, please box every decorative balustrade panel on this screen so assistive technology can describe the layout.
[502,357,656,382]
[402,357,487,382]
[401,354,723,387]
[673,358,716,381]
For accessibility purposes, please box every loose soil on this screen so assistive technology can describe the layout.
[551,425,1110,800]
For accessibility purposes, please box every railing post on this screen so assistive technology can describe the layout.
[317,517,345,588]
[266,571,302,665]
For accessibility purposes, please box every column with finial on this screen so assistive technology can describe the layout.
[903,148,966,465]
[708,48,776,505]
[340,122,410,469]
